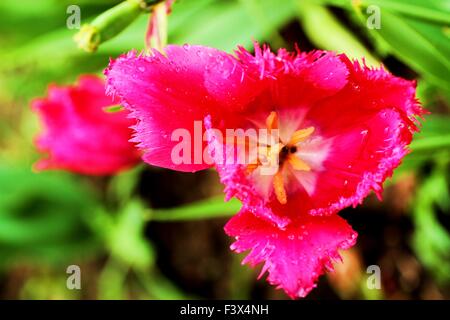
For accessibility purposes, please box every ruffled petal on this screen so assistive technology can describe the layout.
[225,209,357,298]
[32,75,140,175]
[105,45,265,172]
[304,57,425,215]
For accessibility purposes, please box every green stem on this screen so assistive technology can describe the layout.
[410,134,450,152]
[145,196,241,222]
[74,0,164,52]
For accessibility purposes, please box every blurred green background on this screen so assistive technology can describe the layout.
[0,0,449,299]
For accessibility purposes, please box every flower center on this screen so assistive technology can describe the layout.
[249,111,315,205]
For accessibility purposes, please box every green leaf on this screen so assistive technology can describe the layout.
[410,115,450,152]
[412,163,450,283]
[169,0,297,51]
[310,1,450,89]
[393,115,450,177]
[365,0,450,24]
[312,0,450,24]
[406,18,450,60]
[0,167,100,266]
[296,1,379,66]
[418,115,450,135]
[107,164,144,205]
[410,134,450,152]
[416,79,450,109]
[108,201,155,270]
[363,10,450,89]
[149,196,241,222]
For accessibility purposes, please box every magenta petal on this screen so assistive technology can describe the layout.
[225,209,357,298]
[272,51,349,108]
[105,45,264,172]
[304,57,425,215]
[106,49,210,172]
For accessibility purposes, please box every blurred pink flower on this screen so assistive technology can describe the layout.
[105,43,424,298]
[32,75,141,175]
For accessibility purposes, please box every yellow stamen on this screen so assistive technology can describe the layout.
[246,112,315,205]
[289,126,315,145]
[246,162,259,175]
[273,170,287,204]
[265,111,278,131]
[288,155,311,171]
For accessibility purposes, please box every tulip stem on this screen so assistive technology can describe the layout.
[74,0,165,52]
